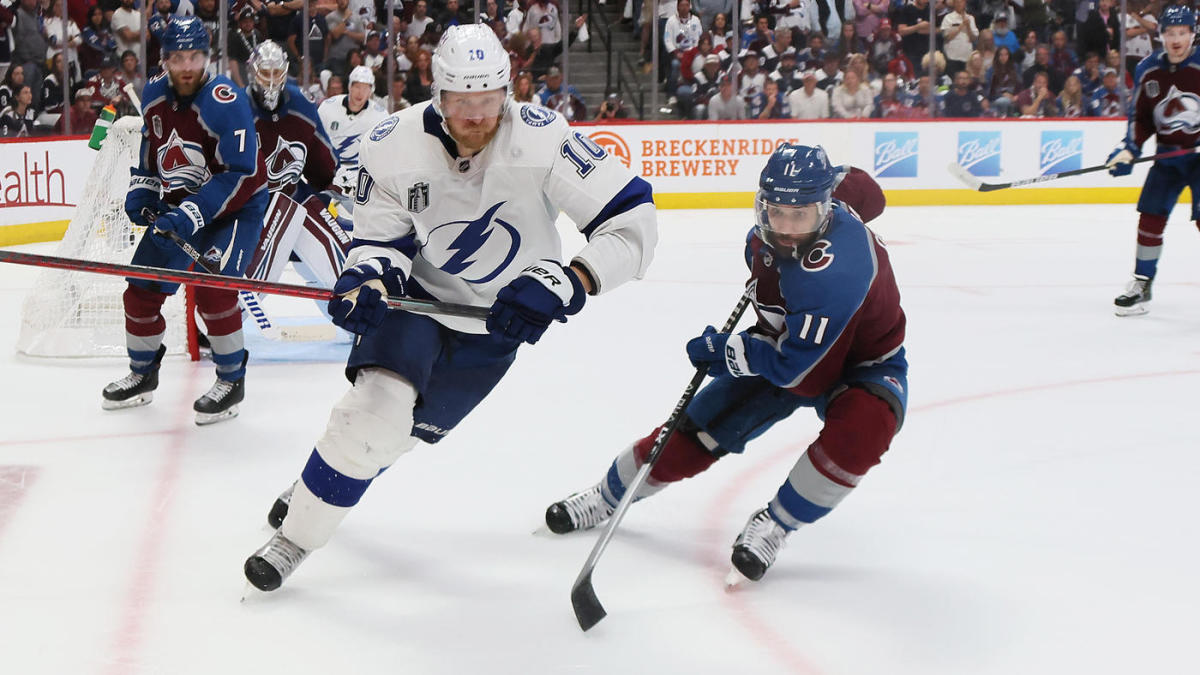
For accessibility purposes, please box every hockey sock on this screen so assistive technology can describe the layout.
[1134,213,1167,279]
[123,285,169,373]
[195,286,246,381]
[768,388,897,530]
[601,423,720,507]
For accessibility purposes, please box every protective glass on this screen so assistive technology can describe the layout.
[440,90,506,120]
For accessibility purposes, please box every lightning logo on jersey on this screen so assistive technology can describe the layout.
[157,129,212,193]
[1154,84,1200,134]
[423,201,521,284]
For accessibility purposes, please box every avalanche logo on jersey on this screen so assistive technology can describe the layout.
[265,136,308,191]
[157,129,212,193]
[423,201,521,284]
[1154,85,1200,134]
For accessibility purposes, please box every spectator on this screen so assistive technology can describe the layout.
[1021,0,1053,40]
[326,0,367,78]
[772,50,802,94]
[1087,67,1122,117]
[830,67,873,117]
[1017,70,1059,116]
[1023,45,1063,93]
[505,0,527,38]
[942,68,986,116]
[229,7,264,87]
[665,0,704,97]
[0,2,11,76]
[737,49,767,106]
[265,0,305,46]
[110,0,141,63]
[679,52,721,116]
[797,31,826,72]
[362,30,384,73]
[55,85,99,133]
[523,0,562,46]
[44,0,83,84]
[833,20,862,63]
[85,55,129,112]
[1,64,26,111]
[750,77,790,117]
[991,13,1019,54]
[397,35,423,73]
[1078,0,1119,62]
[940,0,978,77]
[407,0,434,39]
[349,0,377,30]
[1057,73,1085,116]
[0,84,36,136]
[964,50,988,90]
[708,75,747,119]
[679,32,718,88]
[854,0,888,41]
[41,53,67,115]
[387,73,410,112]
[761,23,795,73]
[323,73,344,100]
[526,14,587,80]
[194,0,223,63]
[974,28,995,70]
[788,68,830,118]
[1072,51,1103,97]
[709,12,733,52]
[512,70,536,103]
[595,92,632,120]
[900,75,935,118]
[403,48,432,103]
[1047,29,1077,85]
[872,71,906,117]
[1123,0,1157,74]
[986,46,1021,116]
[536,66,587,119]
[920,50,951,91]
[1015,29,1039,73]
[288,0,328,78]
[11,0,49,106]
[80,6,117,78]
[896,0,934,70]
[866,18,901,76]
[120,50,144,96]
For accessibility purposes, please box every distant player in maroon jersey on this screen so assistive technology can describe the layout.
[102,16,268,425]
[545,145,907,584]
[1106,5,1200,316]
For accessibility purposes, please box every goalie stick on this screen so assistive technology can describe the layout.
[569,287,755,631]
[948,146,1200,192]
[0,249,491,320]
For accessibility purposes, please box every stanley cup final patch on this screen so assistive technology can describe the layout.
[407,181,430,213]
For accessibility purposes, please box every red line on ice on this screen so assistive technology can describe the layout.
[0,466,40,548]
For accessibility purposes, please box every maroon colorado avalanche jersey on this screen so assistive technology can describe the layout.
[249,81,337,196]
[1128,50,1200,149]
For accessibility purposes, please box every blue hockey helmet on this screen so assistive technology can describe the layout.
[162,16,211,54]
[755,144,840,257]
[1159,4,1196,30]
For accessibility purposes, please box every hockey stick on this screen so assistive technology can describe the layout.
[570,287,755,631]
[0,249,491,320]
[948,146,1200,192]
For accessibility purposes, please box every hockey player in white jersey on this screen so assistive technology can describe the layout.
[244,24,657,592]
[317,65,388,208]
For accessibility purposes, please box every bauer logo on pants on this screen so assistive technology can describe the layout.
[957,131,1001,176]
[873,132,918,178]
[1039,131,1083,175]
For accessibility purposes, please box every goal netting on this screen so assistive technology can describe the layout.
[16,116,194,358]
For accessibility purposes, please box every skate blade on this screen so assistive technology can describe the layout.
[724,567,750,591]
[1114,304,1149,317]
[195,405,240,426]
[101,392,154,410]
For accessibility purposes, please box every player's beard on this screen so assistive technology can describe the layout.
[169,66,207,98]
[447,116,501,156]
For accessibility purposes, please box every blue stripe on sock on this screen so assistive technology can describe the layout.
[212,349,246,381]
[605,463,627,503]
[128,348,159,374]
[300,448,374,508]
[773,482,833,525]
[1134,259,1158,278]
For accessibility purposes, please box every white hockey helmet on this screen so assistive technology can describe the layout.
[431,24,511,115]
[348,65,374,87]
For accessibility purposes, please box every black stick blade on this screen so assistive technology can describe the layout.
[571,572,607,631]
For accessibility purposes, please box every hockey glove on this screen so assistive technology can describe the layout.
[686,326,752,378]
[1106,146,1139,177]
[150,203,205,251]
[125,174,165,228]
[328,258,407,335]
[487,261,586,345]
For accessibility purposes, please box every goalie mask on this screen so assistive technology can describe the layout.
[248,41,289,111]
[755,144,840,258]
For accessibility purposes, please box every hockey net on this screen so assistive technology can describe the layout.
[16,115,196,358]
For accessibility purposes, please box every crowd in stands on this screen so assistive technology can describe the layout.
[0,0,1176,135]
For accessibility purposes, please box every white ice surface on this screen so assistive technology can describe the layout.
[1,205,1198,675]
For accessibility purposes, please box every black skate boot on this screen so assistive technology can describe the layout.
[1114,275,1153,316]
[545,484,615,534]
[102,344,167,410]
[729,508,790,582]
[244,531,309,592]
[267,482,296,529]
[193,352,247,426]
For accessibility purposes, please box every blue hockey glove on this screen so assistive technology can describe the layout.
[487,260,586,345]
[686,326,752,378]
[1106,145,1139,177]
[125,174,165,228]
[328,258,407,335]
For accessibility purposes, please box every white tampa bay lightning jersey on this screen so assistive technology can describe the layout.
[317,94,389,184]
[349,101,658,334]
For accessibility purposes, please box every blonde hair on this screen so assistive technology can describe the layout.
[921,50,946,73]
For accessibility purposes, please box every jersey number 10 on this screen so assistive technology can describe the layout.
[560,131,607,177]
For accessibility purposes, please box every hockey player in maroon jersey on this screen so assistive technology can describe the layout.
[545,145,907,583]
[101,17,268,425]
[1106,5,1200,316]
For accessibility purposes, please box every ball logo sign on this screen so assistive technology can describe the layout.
[587,131,631,169]
[874,132,918,178]
[957,131,1001,176]
[1040,131,1083,175]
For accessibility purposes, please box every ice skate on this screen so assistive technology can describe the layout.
[729,508,790,582]
[1114,275,1152,316]
[101,344,166,410]
[267,481,296,529]
[545,484,615,534]
[244,530,309,592]
[193,352,247,425]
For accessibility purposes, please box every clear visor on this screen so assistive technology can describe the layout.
[164,50,208,69]
[754,196,827,249]
[440,89,506,120]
